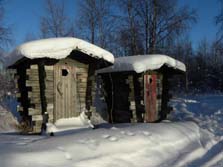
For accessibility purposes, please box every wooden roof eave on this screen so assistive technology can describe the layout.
[98,64,185,76]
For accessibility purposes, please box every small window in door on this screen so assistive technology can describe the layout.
[62,69,69,76]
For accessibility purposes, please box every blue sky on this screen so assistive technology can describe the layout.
[4,0,77,50]
[4,0,220,51]
[179,0,220,47]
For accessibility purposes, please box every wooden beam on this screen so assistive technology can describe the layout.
[28,108,41,115]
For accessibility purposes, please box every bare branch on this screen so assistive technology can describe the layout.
[40,0,75,38]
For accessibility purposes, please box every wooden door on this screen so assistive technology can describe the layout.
[144,74,157,122]
[54,60,77,122]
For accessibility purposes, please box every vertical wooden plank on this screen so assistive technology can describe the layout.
[54,64,59,122]
[54,59,78,122]
[37,61,47,131]
[160,74,170,120]
[144,74,157,122]
[128,76,137,123]
[156,74,162,118]
[72,65,77,117]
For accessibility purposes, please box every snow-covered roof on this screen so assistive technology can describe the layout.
[97,54,186,74]
[8,37,114,66]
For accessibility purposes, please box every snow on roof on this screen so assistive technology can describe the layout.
[8,37,114,66]
[97,54,186,74]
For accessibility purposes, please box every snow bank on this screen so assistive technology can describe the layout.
[97,54,186,73]
[0,105,18,132]
[8,37,114,66]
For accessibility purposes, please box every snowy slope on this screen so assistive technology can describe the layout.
[97,54,186,73]
[8,37,114,66]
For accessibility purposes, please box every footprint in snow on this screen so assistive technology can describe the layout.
[102,134,110,139]
[16,142,28,146]
[120,131,135,136]
[120,131,126,135]
[88,139,98,144]
[57,146,72,160]
[102,134,118,142]
[78,139,89,144]
[108,136,118,142]
[126,131,135,136]
[65,152,72,160]
[110,127,118,130]
[57,146,65,151]
[19,137,30,140]
[142,131,151,136]
[87,139,99,150]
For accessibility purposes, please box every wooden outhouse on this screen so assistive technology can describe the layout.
[97,54,186,123]
[8,37,114,133]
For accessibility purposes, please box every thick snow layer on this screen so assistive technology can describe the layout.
[97,54,186,73]
[8,37,114,66]
[47,112,94,133]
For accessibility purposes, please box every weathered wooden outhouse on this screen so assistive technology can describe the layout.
[97,54,186,123]
[8,37,114,133]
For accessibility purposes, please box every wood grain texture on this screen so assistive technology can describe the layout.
[54,58,79,122]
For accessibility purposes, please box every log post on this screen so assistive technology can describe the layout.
[38,60,47,131]
[85,63,96,118]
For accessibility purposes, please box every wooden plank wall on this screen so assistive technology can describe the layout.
[15,64,34,133]
[45,66,54,123]
[156,74,163,119]
[128,76,137,123]
[160,74,171,120]
[85,63,97,116]
[76,62,89,114]
[90,76,96,113]
[134,75,144,122]
[127,74,145,123]
[26,65,42,133]
[15,74,22,111]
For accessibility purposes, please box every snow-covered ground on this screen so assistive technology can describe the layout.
[0,94,223,167]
